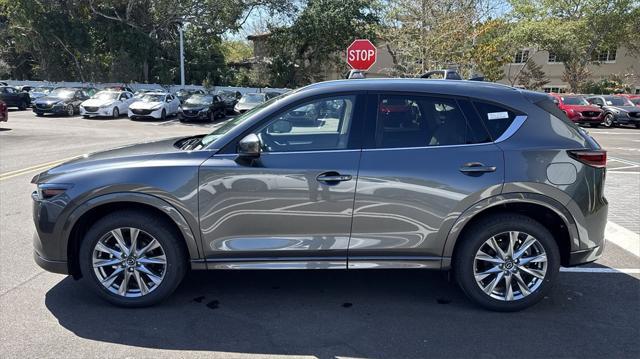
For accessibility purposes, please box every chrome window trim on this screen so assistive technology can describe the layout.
[494,115,528,143]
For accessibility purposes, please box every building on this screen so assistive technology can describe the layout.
[499,47,640,94]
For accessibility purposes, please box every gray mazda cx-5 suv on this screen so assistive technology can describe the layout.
[32,79,607,311]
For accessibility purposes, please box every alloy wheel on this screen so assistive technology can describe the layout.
[92,227,167,297]
[473,231,548,301]
[604,114,613,127]
[67,105,74,116]
[113,107,119,118]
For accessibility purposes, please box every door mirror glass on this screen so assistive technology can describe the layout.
[268,120,292,133]
[238,133,261,157]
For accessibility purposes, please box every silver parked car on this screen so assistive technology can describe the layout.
[32,79,607,311]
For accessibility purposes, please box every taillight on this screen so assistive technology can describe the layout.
[568,150,607,168]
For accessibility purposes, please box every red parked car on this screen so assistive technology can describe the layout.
[0,100,7,123]
[550,94,603,127]
[616,94,640,107]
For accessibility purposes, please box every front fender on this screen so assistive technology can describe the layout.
[440,192,580,269]
[62,192,201,259]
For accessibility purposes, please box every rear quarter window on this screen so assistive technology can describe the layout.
[472,102,519,140]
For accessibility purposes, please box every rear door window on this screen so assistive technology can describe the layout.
[372,95,491,148]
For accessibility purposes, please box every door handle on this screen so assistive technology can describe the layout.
[459,162,496,174]
[316,172,352,183]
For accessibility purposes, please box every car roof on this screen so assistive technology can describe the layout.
[144,92,168,95]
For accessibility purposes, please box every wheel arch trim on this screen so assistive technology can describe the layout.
[62,192,201,260]
[440,193,580,269]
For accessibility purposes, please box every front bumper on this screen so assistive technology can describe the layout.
[128,108,163,120]
[567,244,604,266]
[179,110,209,121]
[80,107,112,117]
[33,105,67,114]
[34,250,68,274]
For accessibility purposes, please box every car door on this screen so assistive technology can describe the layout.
[198,94,364,268]
[347,93,506,269]
[2,87,19,106]
[117,93,127,112]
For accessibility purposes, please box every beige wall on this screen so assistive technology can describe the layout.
[498,47,640,93]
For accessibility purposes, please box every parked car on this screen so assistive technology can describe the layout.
[31,79,607,311]
[16,85,33,93]
[549,94,603,127]
[174,89,205,103]
[214,90,241,114]
[178,94,226,122]
[586,95,640,128]
[103,85,134,93]
[0,85,31,110]
[234,92,266,113]
[0,100,7,122]
[128,92,180,120]
[616,94,640,107]
[32,87,89,116]
[80,90,135,118]
[29,86,54,102]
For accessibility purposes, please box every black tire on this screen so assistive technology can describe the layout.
[18,100,27,110]
[79,211,187,307]
[635,123,640,129]
[454,213,560,312]
[161,109,166,121]
[112,107,119,118]
[589,123,599,128]
[35,112,43,117]
[603,113,614,128]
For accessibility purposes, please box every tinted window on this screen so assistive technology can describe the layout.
[473,102,518,140]
[256,96,356,152]
[374,95,490,148]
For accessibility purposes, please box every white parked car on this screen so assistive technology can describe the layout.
[128,92,180,120]
[80,90,134,118]
[234,93,267,113]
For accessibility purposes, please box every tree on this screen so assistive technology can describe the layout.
[518,60,549,90]
[266,0,381,87]
[508,0,640,92]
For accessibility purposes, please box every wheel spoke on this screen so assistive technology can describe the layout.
[111,229,129,256]
[476,250,504,264]
[138,239,160,257]
[487,237,506,260]
[504,274,514,301]
[93,258,121,268]
[519,253,547,266]
[514,235,537,259]
[513,272,531,296]
[507,231,518,258]
[138,255,166,265]
[118,270,131,296]
[133,270,149,295]
[95,242,122,258]
[129,228,140,255]
[137,265,163,285]
[518,266,545,279]
[101,267,123,287]
[482,271,504,295]
[475,265,502,281]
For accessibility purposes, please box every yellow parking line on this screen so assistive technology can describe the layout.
[0,156,80,181]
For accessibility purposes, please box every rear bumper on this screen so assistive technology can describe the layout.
[567,244,604,266]
[34,251,68,275]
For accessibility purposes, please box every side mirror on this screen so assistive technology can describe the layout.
[269,120,292,133]
[238,133,261,157]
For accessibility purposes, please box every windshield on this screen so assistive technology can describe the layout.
[239,93,265,104]
[562,96,589,105]
[185,95,213,105]
[604,97,632,106]
[31,87,51,93]
[141,94,165,102]
[631,98,640,105]
[92,92,119,100]
[49,89,75,98]
[197,95,285,149]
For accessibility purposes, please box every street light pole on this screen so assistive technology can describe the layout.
[179,24,185,87]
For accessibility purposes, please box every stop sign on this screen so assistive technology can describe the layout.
[346,39,377,71]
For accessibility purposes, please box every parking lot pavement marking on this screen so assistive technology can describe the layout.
[0,155,80,181]
[605,221,640,257]
[560,267,640,274]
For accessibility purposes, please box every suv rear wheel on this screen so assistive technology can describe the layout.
[454,214,560,311]
[79,211,187,307]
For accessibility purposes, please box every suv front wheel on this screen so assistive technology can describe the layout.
[79,211,187,307]
[454,214,560,311]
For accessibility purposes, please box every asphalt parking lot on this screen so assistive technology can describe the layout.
[1,110,639,358]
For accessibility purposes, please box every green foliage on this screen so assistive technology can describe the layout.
[266,0,381,87]
[518,60,549,90]
[580,73,636,94]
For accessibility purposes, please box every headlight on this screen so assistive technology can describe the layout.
[611,109,620,114]
[53,102,63,107]
[199,108,208,114]
[151,105,162,110]
[36,183,72,200]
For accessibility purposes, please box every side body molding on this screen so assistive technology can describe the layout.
[62,192,201,259]
[440,192,580,270]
